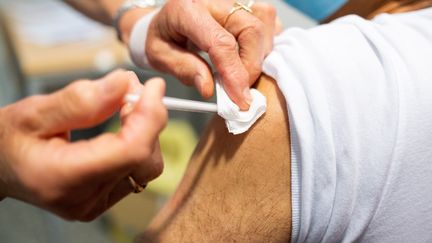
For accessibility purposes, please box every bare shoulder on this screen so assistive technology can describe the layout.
[139,75,292,242]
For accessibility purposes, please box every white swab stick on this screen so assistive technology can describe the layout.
[124,94,218,113]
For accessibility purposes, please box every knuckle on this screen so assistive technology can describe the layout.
[173,63,195,86]
[238,23,265,45]
[125,138,153,160]
[146,41,172,74]
[253,2,277,19]
[67,80,93,100]
[143,101,168,124]
[146,162,164,182]
[15,95,45,130]
[132,147,152,165]
[151,159,164,179]
[211,31,237,51]
[260,3,277,17]
[64,80,95,112]
[137,155,164,183]
[146,41,162,66]
[220,69,249,93]
[248,20,266,36]
[250,61,262,75]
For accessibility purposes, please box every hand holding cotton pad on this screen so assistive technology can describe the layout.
[215,75,267,135]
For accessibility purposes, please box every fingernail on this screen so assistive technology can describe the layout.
[122,102,134,115]
[243,88,253,106]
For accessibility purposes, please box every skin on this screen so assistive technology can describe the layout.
[0,70,167,221]
[63,0,277,110]
[0,0,276,220]
[138,75,292,242]
[135,2,431,242]
[1,0,426,227]
[324,0,432,22]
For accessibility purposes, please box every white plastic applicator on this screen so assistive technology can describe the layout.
[125,94,217,113]
[124,76,266,135]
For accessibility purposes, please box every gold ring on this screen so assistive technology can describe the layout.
[224,0,255,26]
[128,176,146,193]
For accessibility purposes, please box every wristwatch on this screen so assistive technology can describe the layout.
[113,0,164,41]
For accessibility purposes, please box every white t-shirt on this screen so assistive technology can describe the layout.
[263,8,432,243]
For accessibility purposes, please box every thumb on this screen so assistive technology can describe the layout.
[35,70,136,136]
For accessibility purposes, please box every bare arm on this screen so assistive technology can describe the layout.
[138,75,292,242]
[63,0,123,24]
[323,0,388,22]
[137,3,431,241]
[63,0,154,42]
[324,0,432,22]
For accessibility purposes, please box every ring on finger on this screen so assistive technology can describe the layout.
[224,0,255,26]
[127,175,147,193]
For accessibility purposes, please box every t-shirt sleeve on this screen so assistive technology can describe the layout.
[263,8,432,243]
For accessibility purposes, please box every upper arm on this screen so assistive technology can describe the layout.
[138,75,292,242]
[324,0,432,22]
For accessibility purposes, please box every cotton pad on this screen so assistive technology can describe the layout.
[215,75,267,135]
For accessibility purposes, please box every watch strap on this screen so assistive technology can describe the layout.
[113,0,163,41]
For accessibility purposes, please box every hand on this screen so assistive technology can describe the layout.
[0,70,167,221]
[122,0,277,110]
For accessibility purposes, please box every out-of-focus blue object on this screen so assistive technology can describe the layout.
[283,0,347,21]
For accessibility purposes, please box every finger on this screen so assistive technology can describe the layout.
[107,177,133,208]
[120,74,145,119]
[121,77,167,162]
[251,2,277,55]
[126,71,144,94]
[165,2,251,109]
[223,9,265,86]
[26,70,137,136]
[70,143,161,221]
[130,141,164,186]
[68,176,132,222]
[120,102,135,121]
[58,78,167,180]
[275,17,284,35]
[146,33,214,98]
[84,174,136,221]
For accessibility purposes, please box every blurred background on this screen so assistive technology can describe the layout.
[0,0,314,242]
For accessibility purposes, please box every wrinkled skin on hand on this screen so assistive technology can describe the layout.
[0,70,167,221]
[132,0,280,110]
